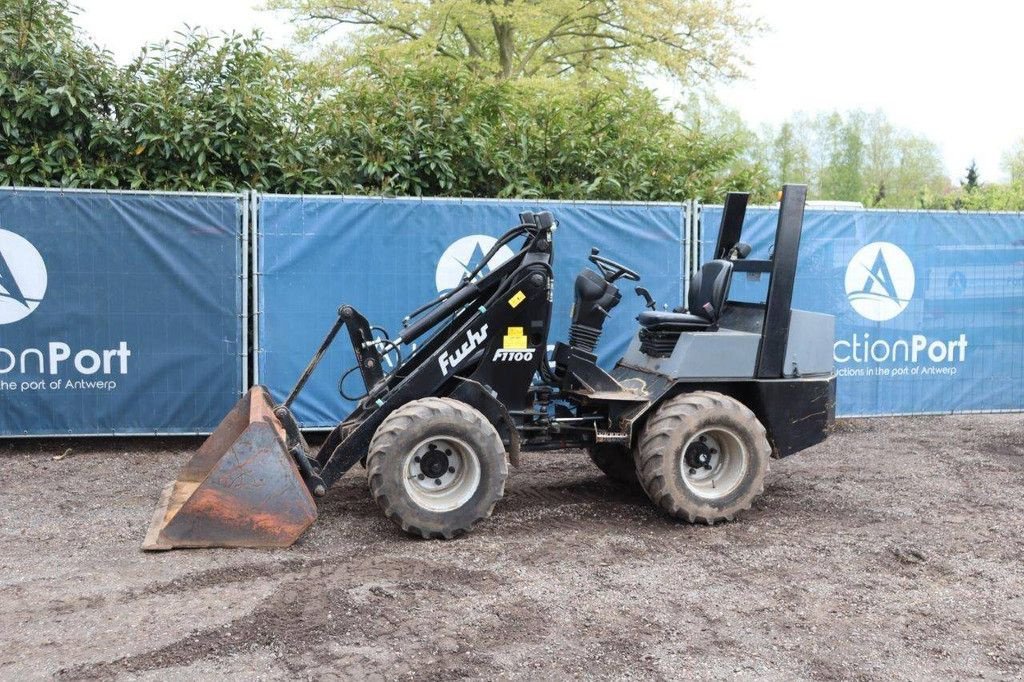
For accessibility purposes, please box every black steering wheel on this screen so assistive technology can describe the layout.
[589,248,640,283]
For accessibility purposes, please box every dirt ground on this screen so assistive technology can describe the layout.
[1,413,1023,680]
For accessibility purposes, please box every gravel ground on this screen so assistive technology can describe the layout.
[1,413,1023,680]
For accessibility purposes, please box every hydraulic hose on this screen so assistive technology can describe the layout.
[403,225,532,324]
[399,281,481,346]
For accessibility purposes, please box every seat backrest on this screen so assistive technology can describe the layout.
[687,259,734,322]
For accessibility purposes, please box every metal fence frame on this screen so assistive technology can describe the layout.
[5,186,1022,436]
[252,190,262,386]
[697,201,1024,418]
[249,193,693,390]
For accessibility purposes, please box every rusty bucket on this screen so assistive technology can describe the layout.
[142,386,318,550]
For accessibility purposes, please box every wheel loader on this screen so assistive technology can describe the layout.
[143,185,835,549]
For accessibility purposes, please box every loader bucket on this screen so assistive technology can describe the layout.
[142,386,317,550]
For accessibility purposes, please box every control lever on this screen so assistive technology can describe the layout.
[634,287,656,310]
[727,242,752,260]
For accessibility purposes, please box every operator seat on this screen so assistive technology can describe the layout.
[638,259,734,333]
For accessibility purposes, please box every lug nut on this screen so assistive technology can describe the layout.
[434,478,442,486]
[448,466,456,473]
[418,474,425,481]
[689,468,696,475]
[414,456,421,463]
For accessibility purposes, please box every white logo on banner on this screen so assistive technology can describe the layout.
[436,235,515,293]
[0,229,47,325]
[844,242,914,322]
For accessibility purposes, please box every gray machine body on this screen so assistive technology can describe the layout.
[621,308,834,379]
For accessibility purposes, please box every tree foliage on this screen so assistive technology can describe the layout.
[109,34,324,192]
[1,0,325,191]
[753,110,951,207]
[268,0,758,84]
[924,158,1024,211]
[267,60,756,199]
[1002,138,1024,185]
[0,0,755,199]
[962,160,980,191]
[0,0,120,186]
[5,0,1022,210]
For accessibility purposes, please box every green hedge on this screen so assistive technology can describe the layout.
[0,1,757,201]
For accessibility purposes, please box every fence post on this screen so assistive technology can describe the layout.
[240,191,250,396]
[250,189,261,386]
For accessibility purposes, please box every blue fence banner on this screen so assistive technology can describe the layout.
[0,188,245,435]
[256,196,686,427]
[701,206,1024,416]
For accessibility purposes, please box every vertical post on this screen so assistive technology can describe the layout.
[240,192,249,396]
[755,184,807,379]
[693,197,703,272]
[684,198,701,303]
[682,200,691,304]
[251,190,261,386]
[693,199,700,281]
[714,192,750,260]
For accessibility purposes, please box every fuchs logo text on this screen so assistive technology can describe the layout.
[438,325,488,376]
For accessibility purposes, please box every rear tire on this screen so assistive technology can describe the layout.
[588,443,639,486]
[367,397,508,539]
[635,391,770,524]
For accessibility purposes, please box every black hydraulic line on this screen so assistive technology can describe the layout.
[397,234,546,351]
[399,281,481,345]
[462,225,533,285]
[338,365,365,402]
[370,325,402,368]
[337,326,402,402]
[403,225,531,323]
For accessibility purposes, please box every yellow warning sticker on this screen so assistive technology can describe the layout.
[503,327,528,349]
[508,290,526,308]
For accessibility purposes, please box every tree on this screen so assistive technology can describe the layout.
[106,32,325,192]
[859,111,947,207]
[756,109,949,207]
[1002,138,1024,185]
[1,0,759,201]
[267,0,760,84]
[766,120,811,187]
[817,112,864,202]
[310,63,759,199]
[0,0,121,186]
[962,160,979,191]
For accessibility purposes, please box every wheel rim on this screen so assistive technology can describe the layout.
[403,436,481,512]
[679,428,747,500]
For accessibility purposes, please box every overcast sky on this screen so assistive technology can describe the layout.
[74,0,1023,183]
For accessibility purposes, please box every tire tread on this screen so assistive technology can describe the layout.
[367,397,507,539]
[634,391,770,524]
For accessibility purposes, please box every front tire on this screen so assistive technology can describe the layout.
[367,397,508,539]
[635,391,770,524]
